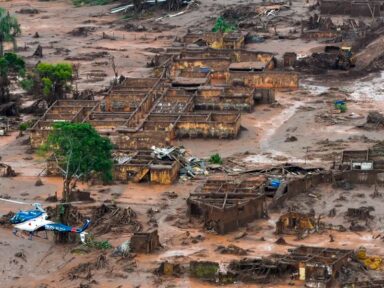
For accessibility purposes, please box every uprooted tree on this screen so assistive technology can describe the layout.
[0,8,21,57]
[40,122,113,202]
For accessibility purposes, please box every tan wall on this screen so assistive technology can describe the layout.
[301,31,338,40]
[230,71,299,90]
[176,119,240,139]
[114,130,173,150]
[114,164,148,182]
[170,58,231,78]
[150,163,180,185]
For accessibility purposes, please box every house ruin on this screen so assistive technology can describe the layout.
[275,211,317,237]
[30,31,299,153]
[130,229,161,253]
[187,177,267,234]
[320,0,384,17]
[339,145,384,170]
[229,246,354,287]
[114,150,179,184]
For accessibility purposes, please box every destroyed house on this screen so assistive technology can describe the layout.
[340,147,384,170]
[275,211,316,236]
[114,150,179,184]
[30,100,100,148]
[182,32,245,49]
[157,45,298,90]
[31,78,242,149]
[130,229,161,253]
[320,0,384,17]
[187,177,267,234]
[169,48,276,79]
[288,246,353,287]
[229,246,353,287]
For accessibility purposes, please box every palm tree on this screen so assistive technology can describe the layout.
[0,8,21,57]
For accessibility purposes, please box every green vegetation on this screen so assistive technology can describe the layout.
[0,8,21,56]
[191,262,219,279]
[85,235,112,250]
[212,16,237,33]
[18,122,29,136]
[0,52,25,76]
[0,52,25,104]
[37,62,73,99]
[21,62,73,104]
[209,153,223,165]
[40,122,113,201]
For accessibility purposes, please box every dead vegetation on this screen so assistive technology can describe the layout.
[90,204,142,235]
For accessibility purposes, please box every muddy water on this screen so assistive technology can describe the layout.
[347,71,384,101]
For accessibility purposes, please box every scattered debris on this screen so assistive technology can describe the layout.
[68,27,96,37]
[91,204,142,235]
[0,163,16,177]
[216,244,249,255]
[35,178,44,186]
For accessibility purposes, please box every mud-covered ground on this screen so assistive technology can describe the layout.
[1,0,384,287]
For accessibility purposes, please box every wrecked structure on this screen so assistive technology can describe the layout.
[130,229,161,253]
[275,211,317,237]
[29,31,299,152]
[340,145,384,170]
[114,150,180,184]
[191,246,355,287]
[320,0,384,17]
[228,246,354,286]
[187,177,267,234]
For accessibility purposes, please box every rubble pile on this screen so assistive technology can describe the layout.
[366,111,384,128]
[221,3,291,31]
[152,146,207,178]
[68,254,107,281]
[216,244,249,255]
[90,204,142,235]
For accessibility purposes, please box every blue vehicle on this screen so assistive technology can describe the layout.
[4,201,90,242]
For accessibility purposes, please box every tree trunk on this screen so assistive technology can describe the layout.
[55,204,75,244]
[63,178,70,203]
[12,37,17,52]
[133,0,143,11]
[167,0,181,11]
[0,38,4,57]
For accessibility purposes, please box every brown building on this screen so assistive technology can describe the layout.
[187,177,267,234]
[130,229,161,253]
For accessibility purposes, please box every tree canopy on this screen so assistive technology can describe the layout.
[22,62,73,103]
[0,8,21,56]
[41,122,113,201]
[212,16,237,33]
[0,52,25,104]
[36,62,73,98]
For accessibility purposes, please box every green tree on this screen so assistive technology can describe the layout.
[0,52,25,104]
[40,122,113,202]
[212,16,237,33]
[31,63,73,104]
[0,8,21,56]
